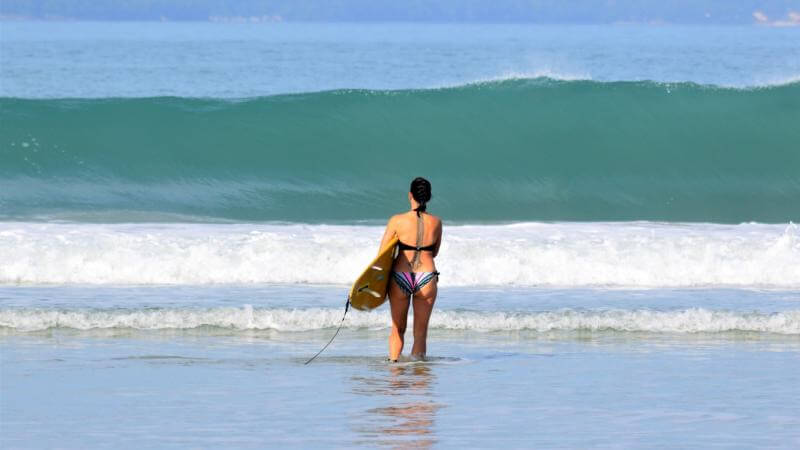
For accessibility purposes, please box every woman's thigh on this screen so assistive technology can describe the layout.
[388,280,410,328]
[412,280,437,326]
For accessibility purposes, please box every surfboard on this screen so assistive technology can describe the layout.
[349,237,399,311]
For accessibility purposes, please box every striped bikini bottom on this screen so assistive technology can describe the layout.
[391,271,440,297]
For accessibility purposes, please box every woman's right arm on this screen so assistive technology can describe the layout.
[378,215,397,254]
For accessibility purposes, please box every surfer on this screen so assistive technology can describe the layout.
[378,177,442,362]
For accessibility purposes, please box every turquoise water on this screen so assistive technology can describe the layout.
[2,22,800,448]
[3,80,799,223]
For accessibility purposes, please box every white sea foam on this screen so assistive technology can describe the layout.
[2,306,798,334]
[434,70,592,89]
[442,72,800,90]
[0,222,798,287]
[752,74,800,88]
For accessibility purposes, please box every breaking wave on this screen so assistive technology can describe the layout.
[1,222,798,288]
[2,306,798,335]
[2,78,799,223]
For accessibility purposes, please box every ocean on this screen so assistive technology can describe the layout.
[1,22,799,448]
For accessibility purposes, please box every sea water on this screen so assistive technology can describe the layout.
[3,286,800,447]
[3,22,800,97]
[1,22,800,448]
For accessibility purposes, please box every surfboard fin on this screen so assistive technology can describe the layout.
[357,285,381,298]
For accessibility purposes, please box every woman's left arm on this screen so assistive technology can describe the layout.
[433,219,443,258]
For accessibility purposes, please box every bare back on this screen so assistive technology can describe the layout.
[379,211,442,273]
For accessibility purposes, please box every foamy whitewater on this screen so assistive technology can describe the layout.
[1,222,798,287]
[2,22,800,449]
[4,306,799,334]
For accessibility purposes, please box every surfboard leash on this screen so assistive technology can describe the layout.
[304,296,350,365]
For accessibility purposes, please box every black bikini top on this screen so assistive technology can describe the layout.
[397,241,437,252]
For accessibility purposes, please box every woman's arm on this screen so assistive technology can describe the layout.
[378,215,397,255]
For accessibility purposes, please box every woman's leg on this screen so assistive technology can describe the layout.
[388,280,410,361]
[411,279,437,359]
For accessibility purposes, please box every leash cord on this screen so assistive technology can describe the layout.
[304,297,350,365]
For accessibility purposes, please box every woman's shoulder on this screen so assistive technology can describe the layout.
[388,212,408,223]
[390,211,441,224]
[421,212,442,231]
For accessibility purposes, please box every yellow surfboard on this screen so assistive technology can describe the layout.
[349,237,399,311]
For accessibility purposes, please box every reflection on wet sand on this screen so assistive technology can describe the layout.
[351,363,444,448]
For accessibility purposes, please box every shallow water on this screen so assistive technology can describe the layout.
[2,286,800,448]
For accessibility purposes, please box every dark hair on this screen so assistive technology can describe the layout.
[410,177,432,216]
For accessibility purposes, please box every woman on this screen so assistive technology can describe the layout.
[378,177,442,362]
